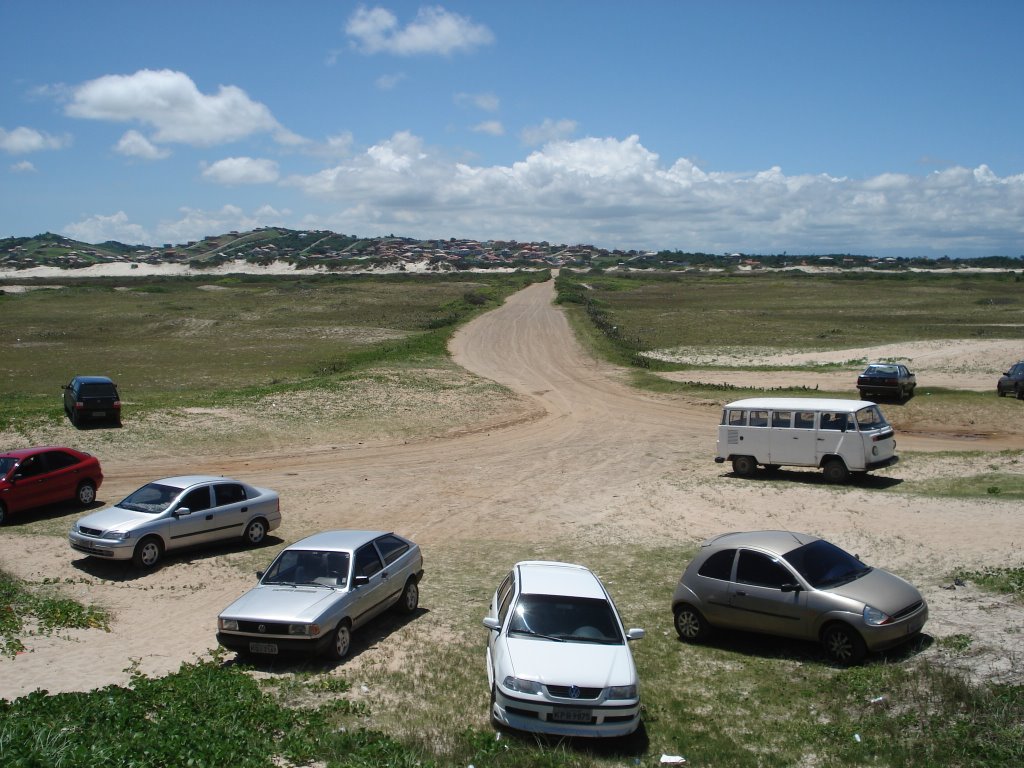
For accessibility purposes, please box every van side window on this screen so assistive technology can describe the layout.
[748,410,768,427]
[820,412,845,431]
[727,410,747,427]
[795,411,815,429]
[772,411,793,428]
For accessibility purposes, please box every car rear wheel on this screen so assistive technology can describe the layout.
[76,481,96,506]
[243,518,267,546]
[327,621,352,661]
[673,603,711,642]
[822,459,850,484]
[396,578,419,615]
[731,456,757,477]
[821,623,867,665]
[132,536,164,569]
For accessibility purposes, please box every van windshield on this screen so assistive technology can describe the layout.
[855,405,889,430]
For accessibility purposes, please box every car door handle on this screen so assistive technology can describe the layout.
[240,506,248,513]
[205,514,213,520]
[735,590,747,597]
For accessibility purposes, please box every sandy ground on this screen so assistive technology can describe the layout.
[1,278,1023,699]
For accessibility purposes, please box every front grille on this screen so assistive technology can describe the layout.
[237,620,290,635]
[79,526,103,537]
[892,601,924,620]
[546,685,602,700]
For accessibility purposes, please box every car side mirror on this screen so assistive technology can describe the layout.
[174,507,192,517]
[256,570,265,580]
[482,616,501,632]
[781,583,802,593]
[353,575,370,587]
[626,628,645,641]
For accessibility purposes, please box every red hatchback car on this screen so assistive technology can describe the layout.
[0,447,103,525]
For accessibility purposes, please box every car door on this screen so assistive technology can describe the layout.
[8,453,51,511]
[485,571,516,688]
[209,482,250,541]
[372,533,415,609]
[166,485,216,549]
[39,450,82,505]
[349,543,390,628]
[727,549,810,639]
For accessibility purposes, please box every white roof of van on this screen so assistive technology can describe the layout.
[722,398,877,412]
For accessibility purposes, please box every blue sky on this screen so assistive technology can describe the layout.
[2,1,1022,257]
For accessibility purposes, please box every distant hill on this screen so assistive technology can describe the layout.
[1,229,1022,273]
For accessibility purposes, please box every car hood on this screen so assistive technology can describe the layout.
[75,505,159,532]
[220,585,343,622]
[826,568,923,612]
[501,636,636,688]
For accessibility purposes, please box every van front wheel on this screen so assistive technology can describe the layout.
[731,456,757,477]
[822,459,850,484]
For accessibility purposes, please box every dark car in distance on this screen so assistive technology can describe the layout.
[856,363,916,401]
[63,375,122,427]
[997,361,1024,399]
[0,446,103,525]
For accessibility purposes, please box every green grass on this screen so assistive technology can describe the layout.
[0,569,110,657]
[556,270,1024,359]
[952,566,1024,600]
[2,544,1021,767]
[0,271,546,427]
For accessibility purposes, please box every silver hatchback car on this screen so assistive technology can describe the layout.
[671,531,927,664]
[217,530,423,660]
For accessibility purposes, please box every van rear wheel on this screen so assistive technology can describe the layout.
[731,456,757,477]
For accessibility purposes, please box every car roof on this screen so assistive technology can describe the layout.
[515,561,607,600]
[723,398,878,413]
[149,475,244,490]
[700,530,821,554]
[286,530,393,552]
[2,446,82,460]
[70,375,116,384]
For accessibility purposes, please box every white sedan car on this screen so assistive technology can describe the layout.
[483,561,644,738]
[69,475,280,569]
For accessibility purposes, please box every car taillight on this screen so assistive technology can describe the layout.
[113,401,122,409]
[74,401,84,409]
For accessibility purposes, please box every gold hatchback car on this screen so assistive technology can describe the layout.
[671,531,928,665]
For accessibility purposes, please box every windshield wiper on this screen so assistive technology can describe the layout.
[511,628,566,642]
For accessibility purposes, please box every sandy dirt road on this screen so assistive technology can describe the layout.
[2,278,1023,697]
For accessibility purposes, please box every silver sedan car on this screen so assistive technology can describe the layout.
[671,531,927,664]
[217,530,423,660]
[69,475,281,569]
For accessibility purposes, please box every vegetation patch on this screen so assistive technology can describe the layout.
[0,570,109,657]
[952,566,1024,600]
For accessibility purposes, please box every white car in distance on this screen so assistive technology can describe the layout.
[483,561,644,738]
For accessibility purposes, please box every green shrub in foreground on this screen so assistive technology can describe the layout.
[0,570,109,657]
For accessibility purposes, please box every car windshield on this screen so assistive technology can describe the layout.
[261,549,350,588]
[0,457,16,477]
[855,405,889,429]
[863,365,897,375]
[782,540,871,589]
[507,594,623,644]
[117,483,180,514]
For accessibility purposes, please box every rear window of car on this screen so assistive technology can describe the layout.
[697,549,735,581]
[374,534,410,565]
[214,483,248,505]
[80,383,118,397]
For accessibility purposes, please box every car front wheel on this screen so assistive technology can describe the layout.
[673,603,711,642]
[396,578,419,615]
[76,481,96,506]
[243,518,267,546]
[132,536,164,569]
[821,623,867,665]
[327,621,352,661]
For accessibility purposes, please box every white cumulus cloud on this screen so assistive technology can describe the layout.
[201,157,280,185]
[0,126,71,154]
[63,211,151,244]
[115,130,171,159]
[65,69,303,148]
[346,5,494,56]
[10,160,36,173]
[520,119,578,147]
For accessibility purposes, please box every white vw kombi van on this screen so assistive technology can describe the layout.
[714,397,898,483]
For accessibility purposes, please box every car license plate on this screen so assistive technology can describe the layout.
[249,642,278,655]
[93,411,106,417]
[552,708,591,723]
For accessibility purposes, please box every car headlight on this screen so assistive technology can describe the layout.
[863,605,892,626]
[289,624,320,637]
[607,684,638,699]
[502,676,542,694]
[219,618,239,631]
[102,530,131,541]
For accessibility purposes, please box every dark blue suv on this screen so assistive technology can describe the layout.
[63,375,122,427]
[997,361,1024,399]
